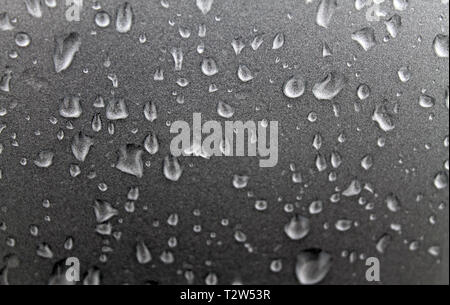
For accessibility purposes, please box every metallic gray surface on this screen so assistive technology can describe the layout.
[0,0,448,284]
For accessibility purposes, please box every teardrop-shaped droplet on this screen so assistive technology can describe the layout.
[144,132,159,155]
[284,215,310,240]
[143,101,157,122]
[53,32,81,73]
[196,0,214,15]
[163,155,183,182]
[25,0,43,18]
[312,72,346,100]
[272,33,285,50]
[136,241,152,264]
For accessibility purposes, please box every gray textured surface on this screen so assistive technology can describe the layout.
[0,0,449,285]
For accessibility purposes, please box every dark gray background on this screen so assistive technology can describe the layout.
[0,0,448,284]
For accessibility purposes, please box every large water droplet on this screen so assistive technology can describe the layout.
[283,75,306,99]
[115,2,133,33]
[312,72,346,100]
[295,249,332,285]
[53,32,81,73]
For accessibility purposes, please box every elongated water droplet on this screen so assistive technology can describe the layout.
[53,32,81,73]
[316,0,337,29]
[25,0,43,18]
[143,101,157,122]
[385,14,401,38]
[272,33,285,50]
[171,47,183,71]
[163,155,183,181]
[136,241,152,264]
[144,132,159,155]
[115,2,133,33]
[433,34,448,58]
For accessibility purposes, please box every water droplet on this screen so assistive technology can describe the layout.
[201,57,219,76]
[386,194,401,212]
[136,241,152,264]
[283,75,306,99]
[25,0,43,18]
[15,32,31,47]
[284,215,310,240]
[71,132,94,162]
[196,0,214,15]
[352,27,377,51]
[115,2,133,33]
[115,144,144,178]
[163,155,183,181]
[95,11,111,28]
[59,96,82,118]
[316,0,337,29]
[53,32,81,73]
[272,33,285,50]
[312,72,346,100]
[295,249,332,285]
[34,150,54,168]
[433,34,448,58]
[237,65,254,82]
